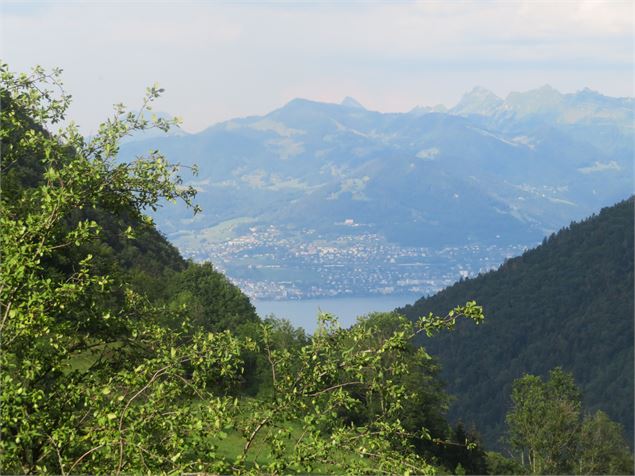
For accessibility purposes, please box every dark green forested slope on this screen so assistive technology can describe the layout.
[399,197,634,450]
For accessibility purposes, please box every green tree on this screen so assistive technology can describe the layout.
[0,63,486,474]
[506,368,633,475]
[234,307,485,474]
[0,63,230,474]
[577,410,634,475]
[399,196,635,450]
[343,312,490,474]
[165,261,259,332]
[506,368,580,474]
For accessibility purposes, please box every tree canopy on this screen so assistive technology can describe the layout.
[506,368,633,475]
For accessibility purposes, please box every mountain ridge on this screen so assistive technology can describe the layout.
[118,85,633,298]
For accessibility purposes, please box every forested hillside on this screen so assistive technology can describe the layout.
[399,197,635,450]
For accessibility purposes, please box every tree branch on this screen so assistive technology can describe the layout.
[306,381,363,397]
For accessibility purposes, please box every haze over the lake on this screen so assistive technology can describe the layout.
[1,1,633,135]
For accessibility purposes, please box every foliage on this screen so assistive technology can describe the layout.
[399,198,635,449]
[342,313,490,473]
[506,368,582,474]
[228,306,484,474]
[439,423,488,475]
[0,63,485,474]
[484,451,527,475]
[164,261,259,332]
[0,63,198,473]
[577,410,635,475]
[506,368,634,475]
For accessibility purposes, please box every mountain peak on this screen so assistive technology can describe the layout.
[506,84,562,100]
[575,87,604,99]
[451,86,503,116]
[272,97,328,115]
[504,85,563,114]
[284,97,318,107]
[341,96,366,110]
[538,84,558,92]
[470,86,497,95]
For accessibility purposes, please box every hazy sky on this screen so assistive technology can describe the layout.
[2,1,633,133]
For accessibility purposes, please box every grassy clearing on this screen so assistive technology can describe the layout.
[172,216,256,248]
[214,416,354,473]
[63,351,356,472]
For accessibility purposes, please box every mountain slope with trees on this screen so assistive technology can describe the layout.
[399,197,635,450]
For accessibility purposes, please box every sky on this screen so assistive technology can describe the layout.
[1,1,633,134]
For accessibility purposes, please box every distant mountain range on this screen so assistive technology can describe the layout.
[119,86,633,296]
[399,197,634,450]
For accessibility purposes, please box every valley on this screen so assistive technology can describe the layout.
[176,224,530,299]
[129,85,633,300]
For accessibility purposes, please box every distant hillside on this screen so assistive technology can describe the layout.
[117,86,634,299]
[398,198,634,449]
[120,86,633,250]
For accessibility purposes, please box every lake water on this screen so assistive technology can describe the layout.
[254,295,421,334]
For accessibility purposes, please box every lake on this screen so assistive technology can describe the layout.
[254,294,421,334]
